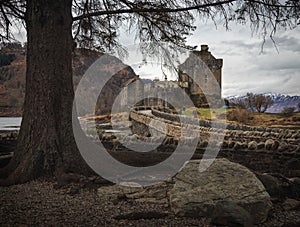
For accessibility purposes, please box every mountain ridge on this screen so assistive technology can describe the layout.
[0,45,138,116]
[226,93,300,113]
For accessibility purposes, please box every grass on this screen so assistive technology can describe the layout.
[184,107,227,121]
[247,111,300,128]
[184,107,300,129]
[84,108,300,130]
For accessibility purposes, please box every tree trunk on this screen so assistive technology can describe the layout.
[0,0,93,184]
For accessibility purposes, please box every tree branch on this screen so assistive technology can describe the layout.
[250,0,299,8]
[73,0,237,21]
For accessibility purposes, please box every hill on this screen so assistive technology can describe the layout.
[0,45,138,116]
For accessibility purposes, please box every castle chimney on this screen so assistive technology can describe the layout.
[201,44,209,51]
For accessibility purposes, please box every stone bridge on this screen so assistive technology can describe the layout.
[129,106,300,154]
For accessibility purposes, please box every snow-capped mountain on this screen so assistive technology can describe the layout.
[226,93,300,113]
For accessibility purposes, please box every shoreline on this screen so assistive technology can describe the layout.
[1,135,299,178]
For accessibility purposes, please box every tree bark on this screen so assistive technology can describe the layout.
[0,0,93,184]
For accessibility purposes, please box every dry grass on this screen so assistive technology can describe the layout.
[227,108,254,124]
[186,107,300,129]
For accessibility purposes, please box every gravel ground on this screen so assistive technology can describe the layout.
[0,178,299,226]
[0,178,209,226]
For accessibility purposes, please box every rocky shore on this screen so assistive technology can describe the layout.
[1,163,299,226]
[1,120,299,226]
[0,178,208,226]
[0,131,17,168]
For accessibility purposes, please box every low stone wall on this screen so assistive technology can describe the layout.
[97,132,300,177]
[130,110,201,139]
[152,107,299,135]
[0,131,17,167]
[130,108,300,154]
[0,131,19,141]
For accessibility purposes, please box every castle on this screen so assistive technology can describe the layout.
[122,44,223,109]
[178,44,223,107]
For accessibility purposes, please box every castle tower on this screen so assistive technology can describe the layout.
[196,44,223,89]
[178,44,223,107]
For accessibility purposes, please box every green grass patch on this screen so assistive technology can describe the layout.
[184,107,227,120]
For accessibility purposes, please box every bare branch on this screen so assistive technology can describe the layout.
[73,0,237,21]
[0,0,25,42]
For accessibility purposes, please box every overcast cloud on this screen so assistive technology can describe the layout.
[14,19,299,98]
[121,21,300,97]
[185,22,300,97]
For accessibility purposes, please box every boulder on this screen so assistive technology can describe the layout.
[282,199,300,211]
[262,132,270,137]
[255,173,300,199]
[257,142,265,150]
[255,173,284,198]
[278,142,289,152]
[265,139,279,150]
[228,140,235,149]
[211,201,254,227]
[248,141,257,150]
[98,182,170,205]
[169,158,272,224]
[233,142,243,150]
[265,139,274,150]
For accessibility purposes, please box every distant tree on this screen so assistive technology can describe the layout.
[298,102,300,111]
[1,42,22,49]
[244,93,273,113]
[282,107,296,116]
[0,0,299,185]
[235,99,247,109]
[253,94,274,113]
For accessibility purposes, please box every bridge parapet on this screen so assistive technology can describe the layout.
[129,107,300,153]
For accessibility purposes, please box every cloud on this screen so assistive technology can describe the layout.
[222,69,300,97]
[120,21,300,97]
[253,53,300,71]
[262,30,300,53]
[196,26,300,97]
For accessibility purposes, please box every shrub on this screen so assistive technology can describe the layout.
[282,107,296,116]
[227,108,253,124]
[1,42,22,49]
[9,96,19,107]
[292,116,300,122]
[0,53,16,67]
[0,68,13,81]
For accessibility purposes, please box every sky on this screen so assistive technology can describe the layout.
[12,19,300,98]
[119,22,300,98]
[188,22,300,97]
